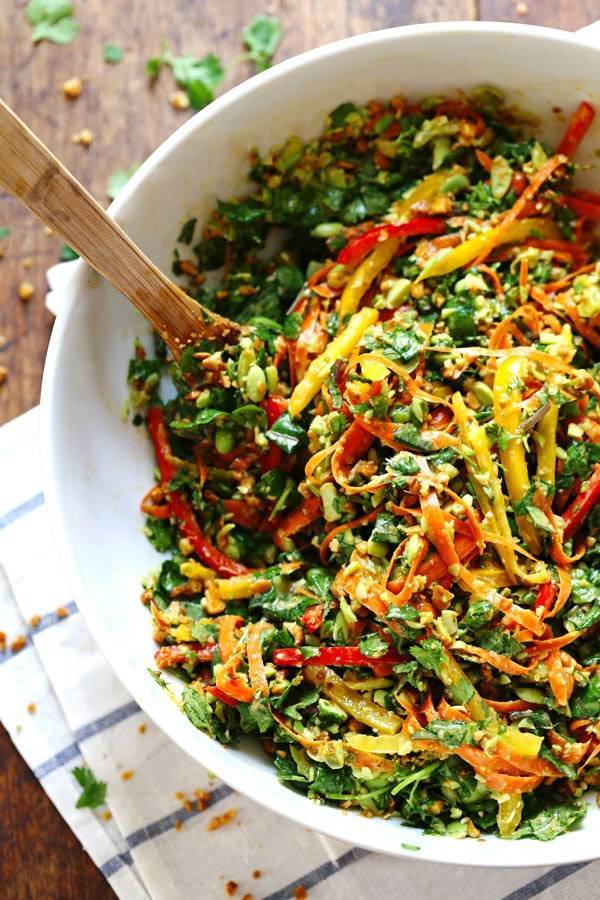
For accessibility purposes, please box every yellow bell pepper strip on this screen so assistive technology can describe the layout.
[499,728,543,758]
[493,356,541,555]
[390,170,451,220]
[415,218,559,283]
[534,400,558,488]
[338,238,400,319]
[468,423,524,582]
[344,732,413,755]
[207,574,272,602]
[452,393,520,582]
[304,665,402,734]
[495,793,524,838]
[288,307,378,417]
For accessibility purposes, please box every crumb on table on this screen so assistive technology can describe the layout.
[30,614,41,628]
[207,808,237,832]
[121,770,134,781]
[26,702,36,715]
[294,887,308,900]
[252,870,261,880]
[195,788,211,812]
[225,881,237,896]
[102,811,112,821]
[56,606,71,619]
[138,724,147,734]
[10,635,26,653]
[174,819,183,832]
[0,631,6,652]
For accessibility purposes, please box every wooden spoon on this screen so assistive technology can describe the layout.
[0,98,240,355]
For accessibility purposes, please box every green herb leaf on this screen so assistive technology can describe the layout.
[59,243,79,261]
[513,801,586,841]
[107,164,140,200]
[26,0,79,44]
[157,51,225,110]
[146,56,162,77]
[182,685,237,743]
[243,14,283,71]
[103,43,124,64]
[144,516,176,553]
[412,718,477,749]
[177,218,197,244]
[393,424,433,452]
[0,227,10,239]
[266,412,307,454]
[358,633,390,659]
[72,766,107,809]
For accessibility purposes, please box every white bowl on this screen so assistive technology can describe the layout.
[41,21,600,866]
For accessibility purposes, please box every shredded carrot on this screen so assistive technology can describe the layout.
[218,615,242,663]
[247,621,271,698]
[476,264,504,296]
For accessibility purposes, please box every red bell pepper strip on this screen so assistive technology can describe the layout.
[272,646,404,668]
[563,464,600,538]
[337,217,446,269]
[259,396,288,473]
[205,685,239,708]
[562,195,600,222]
[147,407,249,578]
[556,101,595,158]
[534,582,558,613]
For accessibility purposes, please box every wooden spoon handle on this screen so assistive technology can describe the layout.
[0,98,239,353]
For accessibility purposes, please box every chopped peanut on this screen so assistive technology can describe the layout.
[61,77,83,99]
[170,90,190,111]
[71,129,94,147]
[18,282,35,302]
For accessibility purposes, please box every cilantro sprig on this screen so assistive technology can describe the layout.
[243,14,283,72]
[72,766,107,809]
[25,0,79,45]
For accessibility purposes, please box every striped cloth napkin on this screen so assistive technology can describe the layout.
[0,270,598,900]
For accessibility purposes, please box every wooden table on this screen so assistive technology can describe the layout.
[0,1,596,897]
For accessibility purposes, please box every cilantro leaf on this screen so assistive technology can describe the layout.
[103,43,124,64]
[156,51,225,110]
[412,718,477,749]
[72,766,107,809]
[358,633,390,658]
[243,14,283,71]
[182,686,237,743]
[26,0,79,45]
[107,164,140,200]
[0,227,10,239]
[513,801,586,841]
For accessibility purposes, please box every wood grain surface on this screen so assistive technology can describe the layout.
[0,2,596,898]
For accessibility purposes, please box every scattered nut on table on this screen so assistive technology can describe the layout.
[60,77,83,99]
[169,90,190,111]
[18,281,35,302]
[71,128,94,147]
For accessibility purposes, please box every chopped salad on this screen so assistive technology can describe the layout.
[129,89,600,842]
